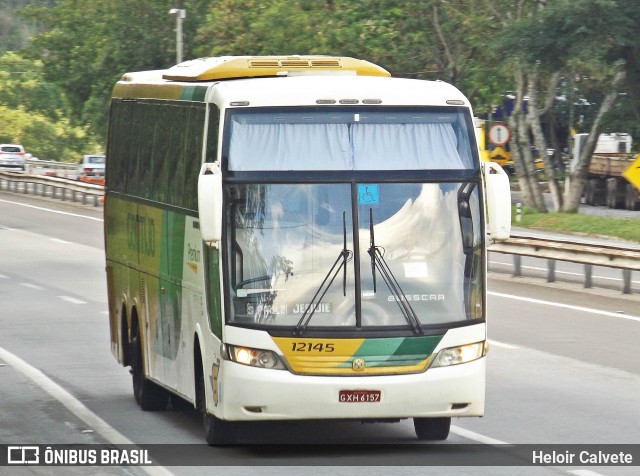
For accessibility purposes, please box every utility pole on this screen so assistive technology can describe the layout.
[169,8,186,64]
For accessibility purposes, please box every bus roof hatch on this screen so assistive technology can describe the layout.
[162,56,391,82]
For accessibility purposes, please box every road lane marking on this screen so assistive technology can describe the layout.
[488,339,519,350]
[0,198,103,222]
[51,238,71,244]
[20,282,45,291]
[450,427,606,476]
[0,345,173,476]
[450,425,509,445]
[59,296,87,305]
[489,291,640,322]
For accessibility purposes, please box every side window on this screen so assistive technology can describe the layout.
[106,100,134,193]
[107,99,206,212]
[182,106,206,210]
[136,104,157,199]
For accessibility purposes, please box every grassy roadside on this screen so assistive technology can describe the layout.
[512,207,640,243]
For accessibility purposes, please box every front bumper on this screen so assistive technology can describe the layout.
[215,356,485,421]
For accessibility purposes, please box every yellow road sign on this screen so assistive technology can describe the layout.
[622,154,640,191]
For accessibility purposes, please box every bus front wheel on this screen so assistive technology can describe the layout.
[198,374,237,444]
[413,417,451,440]
[203,412,237,445]
[194,351,237,445]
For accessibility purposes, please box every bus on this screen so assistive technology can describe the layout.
[104,55,511,444]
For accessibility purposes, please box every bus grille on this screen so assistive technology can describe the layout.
[272,335,443,376]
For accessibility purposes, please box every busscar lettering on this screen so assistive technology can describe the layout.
[388,294,445,302]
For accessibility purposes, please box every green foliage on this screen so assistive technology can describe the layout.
[195,0,506,105]
[18,0,215,139]
[0,0,48,54]
[1,0,638,160]
[0,51,100,161]
[0,52,69,120]
[0,104,100,162]
[514,206,640,243]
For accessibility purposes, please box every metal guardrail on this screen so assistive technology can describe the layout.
[1,169,638,293]
[489,234,640,294]
[25,158,79,179]
[0,170,103,206]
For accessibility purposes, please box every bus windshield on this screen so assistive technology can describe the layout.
[226,107,475,171]
[224,106,482,333]
[226,180,482,332]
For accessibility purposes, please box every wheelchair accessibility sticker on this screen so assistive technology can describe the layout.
[358,184,379,205]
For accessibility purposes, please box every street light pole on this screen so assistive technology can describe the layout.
[169,8,186,64]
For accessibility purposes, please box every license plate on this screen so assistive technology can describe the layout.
[339,390,381,403]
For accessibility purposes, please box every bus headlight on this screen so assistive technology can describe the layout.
[225,344,286,370]
[430,341,487,368]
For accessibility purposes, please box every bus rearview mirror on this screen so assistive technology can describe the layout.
[483,162,511,241]
[198,162,223,243]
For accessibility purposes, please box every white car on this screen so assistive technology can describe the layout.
[78,154,106,178]
[0,144,26,170]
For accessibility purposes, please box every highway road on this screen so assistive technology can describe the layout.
[1,192,639,475]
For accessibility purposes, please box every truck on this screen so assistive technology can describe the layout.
[574,133,640,210]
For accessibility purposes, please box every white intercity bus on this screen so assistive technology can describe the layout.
[104,55,511,444]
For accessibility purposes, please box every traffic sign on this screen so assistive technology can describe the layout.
[623,154,640,191]
[488,124,510,146]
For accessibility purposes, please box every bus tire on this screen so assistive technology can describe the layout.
[194,344,237,445]
[203,412,237,445]
[413,417,451,440]
[130,324,169,411]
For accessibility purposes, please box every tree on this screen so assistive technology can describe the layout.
[195,0,506,110]
[19,0,212,140]
[0,51,100,161]
[493,0,638,212]
[0,51,69,121]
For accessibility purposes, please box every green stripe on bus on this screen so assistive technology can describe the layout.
[337,335,443,368]
[180,86,208,101]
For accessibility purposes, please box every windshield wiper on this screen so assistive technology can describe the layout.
[294,211,352,336]
[367,208,423,335]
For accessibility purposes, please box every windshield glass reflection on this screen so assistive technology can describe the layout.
[226,182,482,330]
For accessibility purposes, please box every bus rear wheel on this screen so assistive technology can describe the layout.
[130,326,169,411]
[413,417,451,440]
